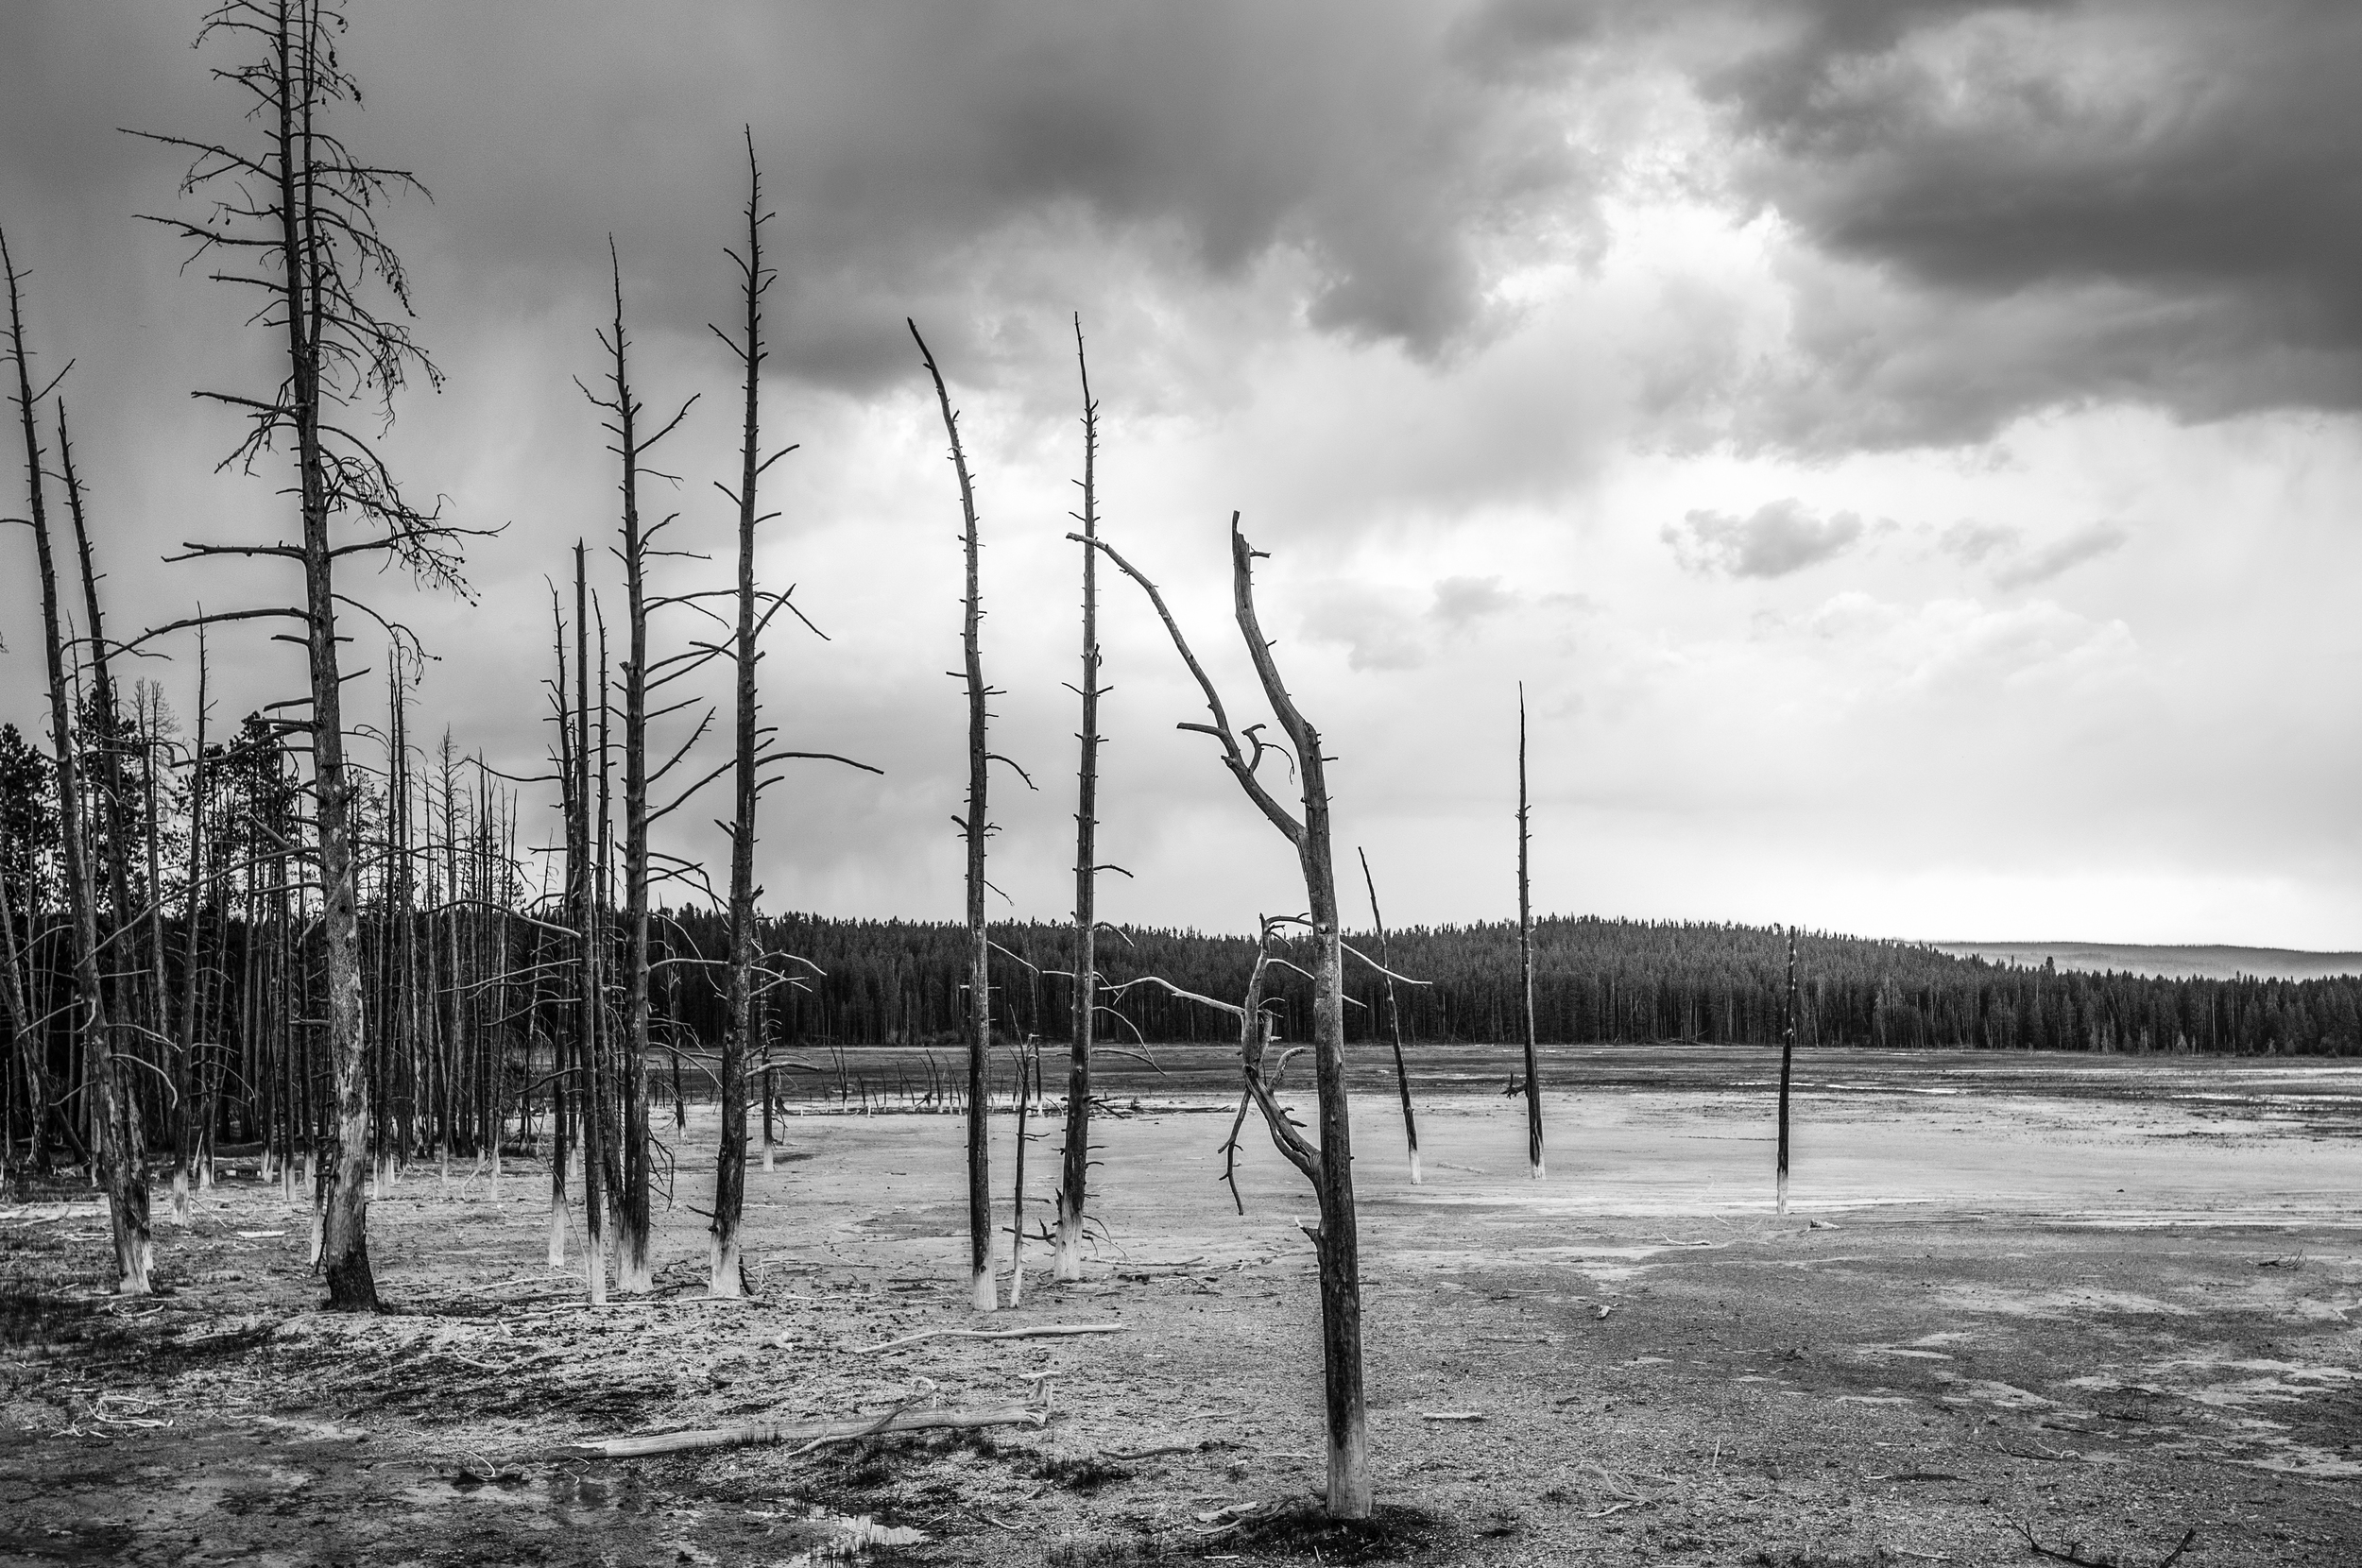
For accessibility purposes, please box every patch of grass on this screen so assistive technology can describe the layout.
[1033,1454,1138,1493]
[1183,1500,1445,1564]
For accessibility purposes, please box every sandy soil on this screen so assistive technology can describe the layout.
[2,1046,2357,1566]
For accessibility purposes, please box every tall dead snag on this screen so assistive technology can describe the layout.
[134,0,467,1311]
[710,146,767,1300]
[60,408,145,1121]
[1517,683,1544,1180]
[583,245,697,1296]
[1777,923,1796,1215]
[1075,516,1373,1519]
[4,230,150,1292]
[573,543,608,1303]
[703,138,880,1295]
[911,319,1000,1314]
[1056,315,1104,1282]
[1359,848,1419,1185]
[171,638,214,1221]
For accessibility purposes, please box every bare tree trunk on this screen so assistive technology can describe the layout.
[1008,1041,1035,1307]
[1517,683,1543,1180]
[1359,847,1419,1185]
[5,232,149,1293]
[1077,517,1371,1518]
[171,640,212,1222]
[574,544,608,1305]
[0,832,41,1176]
[546,594,574,1265]
[710,138,769,1300]
[585,250,683,1298]
[1777,923,1796,1215]
[1056,315,1102,1283]
[911,320,997,1314]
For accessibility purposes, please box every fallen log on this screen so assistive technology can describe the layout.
[574,1401,1046,1459]
[849,1321,1125,1355]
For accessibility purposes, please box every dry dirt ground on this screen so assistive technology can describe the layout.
[2,1045,2357,1567]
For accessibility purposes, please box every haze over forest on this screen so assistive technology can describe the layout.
[5,1,2361,949]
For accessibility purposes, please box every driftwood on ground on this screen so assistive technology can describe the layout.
[573,1401,1046,1459]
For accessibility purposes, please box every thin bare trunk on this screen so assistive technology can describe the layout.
[710,137,769,1299]
[5,231,149,1292]
[576,545,607,1304]
[1777,924,1796,1214]
[171,641,212,1221]
[910,320,997,1313]
[1057,315,1101,1283]
[1359,847,1419,1185]
[1517,683,1543,1180]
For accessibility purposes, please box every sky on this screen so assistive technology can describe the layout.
[3,0,2360,947]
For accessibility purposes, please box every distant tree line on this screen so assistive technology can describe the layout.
[660,910,2362,1059]
[10,699,2355,1178]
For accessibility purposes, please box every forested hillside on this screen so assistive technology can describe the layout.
[682,911,2362,1058]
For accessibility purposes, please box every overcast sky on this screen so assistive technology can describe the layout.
[5,0,2360,947]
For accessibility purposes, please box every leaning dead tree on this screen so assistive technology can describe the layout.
[911,319,1015,1314]
[1055,315,1106,1282]
[133,0,471,1310]
[1074,515,1375,1519]
[702,138,876,1298]
[1360,848,1420,1185]
[1517,683,1544,1179]
[4,229,151,1292]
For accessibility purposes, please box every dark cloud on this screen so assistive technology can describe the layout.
[1668,499,1864,577]
[290,1,1599,389]
[1703,0,2362,440]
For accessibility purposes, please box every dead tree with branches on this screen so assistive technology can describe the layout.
[701,139,877,1297]
[131,0,478,1310]
[4,230,151,1292]
[581,245,700,1295]
[1074,514,1375,1519]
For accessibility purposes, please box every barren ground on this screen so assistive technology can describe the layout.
[3,1045,2358,1567]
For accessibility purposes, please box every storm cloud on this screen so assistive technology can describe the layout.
[1701,0,2362,442]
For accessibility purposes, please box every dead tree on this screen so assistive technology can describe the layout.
[170,638,214,1220]
[573,542,608,1302]
[4,230,150,1291]
[0,809,38,1179]
[1074,515,1374,1519]
[1359,848,1419,1185]
[1056,315,1106,1282]
[1517,683,1543,1179]
[133,0,473,1311]
[582,245,698,1296]
[701,139,876,1295]
[1777,923,1797,1215]
[60,408,145,1101]
[911,319,1007,1314]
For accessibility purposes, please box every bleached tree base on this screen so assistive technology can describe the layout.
[709,1235,745,1299]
